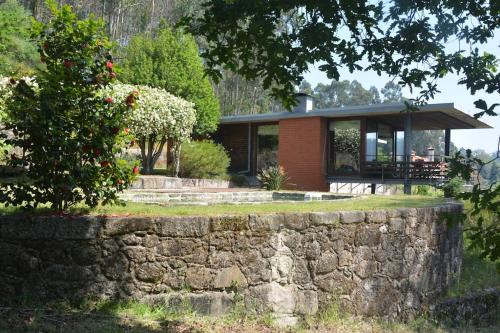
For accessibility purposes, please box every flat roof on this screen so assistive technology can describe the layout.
[219,102,491,130]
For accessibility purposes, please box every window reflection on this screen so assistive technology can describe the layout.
[329,120,361,174]
[366,122,394,162]
[256,125,279,170]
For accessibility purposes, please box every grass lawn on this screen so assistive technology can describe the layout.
[1,297,498,333]
[0,195,447,217]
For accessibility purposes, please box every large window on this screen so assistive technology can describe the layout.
[365,122,394,162]
[256,124,279,170]
[328,120,361,174]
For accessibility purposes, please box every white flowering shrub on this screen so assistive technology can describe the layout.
[105,83,197,174]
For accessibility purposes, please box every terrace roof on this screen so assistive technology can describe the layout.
[219,102,491,130]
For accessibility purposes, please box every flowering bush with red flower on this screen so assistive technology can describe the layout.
[0,1,138,211]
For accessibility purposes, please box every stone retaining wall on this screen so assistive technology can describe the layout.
[131,176,236,190]
[0,204,463,324]
[429,288,499,327]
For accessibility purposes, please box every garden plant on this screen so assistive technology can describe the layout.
[105,83,196,175]
[0,1,137,211]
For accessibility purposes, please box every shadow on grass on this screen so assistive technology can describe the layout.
[0,299,201,333]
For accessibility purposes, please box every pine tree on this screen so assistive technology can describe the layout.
[121,26,220,137]
[0,0,41,76]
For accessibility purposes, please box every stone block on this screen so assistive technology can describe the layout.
[338,250,353,266]
[389,218,405,233]
[209,251,234,268]
[143,234,159,248]
[291,258,310,284]
[295,289,318,315]
[213,266,247,289]
[271,254,293,281]
[104,217,155,236]
[123,246,148,263]
[354,259,377,279]
[102,253,129,280]
[282,213,310,231]
[306,240,321,259]
[211,215,249,231]
[340,211,365,224]
[366,210,388,224]
[135,262,164,283]
[157,239,198,257]
[188,292,234,315]
[249,282,296,314]
[310,212,340,226]
[355,227,382,247]
[248,214,283,232]
[316,252,338,274]
[185,266,212,290]
[156,216,210,237]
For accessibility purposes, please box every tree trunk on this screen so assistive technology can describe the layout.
[171,140,181,177]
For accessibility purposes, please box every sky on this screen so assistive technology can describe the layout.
[303,39,500,154]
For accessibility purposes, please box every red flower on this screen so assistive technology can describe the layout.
[123,128,130,134]
[106,61,113,70]
[63,60,73,69]
[133,166,139,175]
[9,78,16,85]
[109,72,116,79]
[100,161,110,167]
[126,94,135,107]
[104,97,113,104]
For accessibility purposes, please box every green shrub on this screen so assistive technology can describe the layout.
[0,2,137,211]
[414,185,432,196]
[178,140,230,179]
[257,165,289,191]
[442,177,464,198]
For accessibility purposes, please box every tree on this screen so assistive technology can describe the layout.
[298,80,313,95]
[214,69,283,115]
[183,1,500,267]
[381,81,403,103]
[312,80,381,109]
[0,0,41,76]
[106,83,196,175]
[0,1,136,211]
[313,80,350,108]
[348,80,375,106]
[121,26,220,137]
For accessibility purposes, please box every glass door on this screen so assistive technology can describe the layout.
[328,120,361,175]
[256,124,279,170]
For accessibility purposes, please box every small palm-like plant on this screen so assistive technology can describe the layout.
[257,165,289,191]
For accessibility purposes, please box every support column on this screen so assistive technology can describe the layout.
[403,111,412,195]
[444,129,451,157]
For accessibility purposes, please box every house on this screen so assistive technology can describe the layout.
[213,94,491,194]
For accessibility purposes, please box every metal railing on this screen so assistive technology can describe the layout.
[363,155,447,181]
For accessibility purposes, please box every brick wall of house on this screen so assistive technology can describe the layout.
[213,124,249,173]
[279,117,329,191]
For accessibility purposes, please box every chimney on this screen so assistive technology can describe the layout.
[427,146,435,162]
[292,93,314,113]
